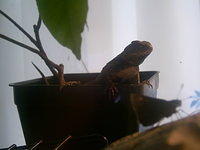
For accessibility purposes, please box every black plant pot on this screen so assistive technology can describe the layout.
[10,71,159,149]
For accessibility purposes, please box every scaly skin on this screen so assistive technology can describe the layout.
[93,40,153,97]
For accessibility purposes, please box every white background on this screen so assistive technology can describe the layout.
[0,0,200,147]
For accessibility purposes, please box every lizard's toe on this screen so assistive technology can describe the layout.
[107,84,119,101]
[140,80,153,88]
[65,81,81,86]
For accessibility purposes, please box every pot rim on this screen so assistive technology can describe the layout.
[9,71,159,87]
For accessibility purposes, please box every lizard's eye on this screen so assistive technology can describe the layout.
[138,45,145,50]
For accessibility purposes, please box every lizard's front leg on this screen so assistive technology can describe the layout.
[141,80,153,88]
[137,72,153,88]
[105,76,119,100]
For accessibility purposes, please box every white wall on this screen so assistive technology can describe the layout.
[111,0,138,57]
[0,0,25,147]
[82,0,114,72]
[82,0,138,71]
[136,0,200,113]
[0,0,200,147]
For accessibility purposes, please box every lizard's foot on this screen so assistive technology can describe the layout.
[64,81,81,86]
[107,84,119,100]
[140,80,153,88]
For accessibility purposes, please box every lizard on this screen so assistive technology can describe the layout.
[89,40,153,99]
[35,40,153,92]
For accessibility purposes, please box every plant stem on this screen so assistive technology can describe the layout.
[32,62,49,85]
[33,17,45,53]
[0,34,39,54]
[32,17,58,78]
[81,59,89,73]
[0,10,67,86]
[0,10,37,46]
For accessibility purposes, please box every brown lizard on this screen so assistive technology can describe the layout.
[91,40,153,98]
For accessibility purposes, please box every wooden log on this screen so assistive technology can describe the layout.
[105,113,200,150]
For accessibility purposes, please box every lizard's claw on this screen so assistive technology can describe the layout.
[65,81,81,86]
[140,80,153,88]
[107,84,119,100]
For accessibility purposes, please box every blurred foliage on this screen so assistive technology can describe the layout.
[189,90,200,109]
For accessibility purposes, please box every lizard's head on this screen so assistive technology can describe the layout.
[124,40,153,66]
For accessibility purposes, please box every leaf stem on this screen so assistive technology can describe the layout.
[81,59,89,73]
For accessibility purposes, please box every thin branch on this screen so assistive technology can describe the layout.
[54,135,72,150]
[39,55,59,78]
[0,10,68,86]
[0,33,58,78]
[81,59,89,73]
[0,34,39,54]
[36,16,42,29]
[32,62,49,85]
[33,17,45,53]
[32,16,59,78]
[0,10,37,46]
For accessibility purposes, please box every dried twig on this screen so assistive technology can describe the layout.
[32,16,59,78]
[0,34,39,54]
[33,17,44,53]
[0,10,37,46]
[0,10,67,86]
[32,62,49,85]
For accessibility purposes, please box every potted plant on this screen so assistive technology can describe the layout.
[0,0,159,149]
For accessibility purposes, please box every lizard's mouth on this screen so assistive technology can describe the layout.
[144,49,153,55]
[141,41,153,49]
[131,40,153,47]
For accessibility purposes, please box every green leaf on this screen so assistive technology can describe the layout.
[36,0,88,59]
